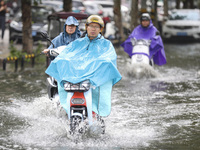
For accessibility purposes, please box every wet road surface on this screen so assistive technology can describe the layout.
[0,41,200,149]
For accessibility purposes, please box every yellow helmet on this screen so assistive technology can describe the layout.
[86,15,104,32]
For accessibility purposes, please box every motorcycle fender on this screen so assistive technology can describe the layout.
[84,89,93,125]
[66,92,73,120]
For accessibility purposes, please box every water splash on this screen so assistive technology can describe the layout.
[126,62,160,79]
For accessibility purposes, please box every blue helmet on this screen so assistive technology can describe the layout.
[65,16,79,26]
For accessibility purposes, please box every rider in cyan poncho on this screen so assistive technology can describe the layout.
[45,15,122,116]
[121,13,167,66]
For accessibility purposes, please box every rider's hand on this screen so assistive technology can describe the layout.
[42,49,50,57]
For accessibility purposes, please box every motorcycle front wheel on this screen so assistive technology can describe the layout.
[70,115,84,135]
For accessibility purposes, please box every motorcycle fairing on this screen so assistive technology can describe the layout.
[57,80,112,117]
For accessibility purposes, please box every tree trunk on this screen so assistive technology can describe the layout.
[154,0,158,29]
[140,0,147,12]
[63,0,72,12]
[190,0,194,8]
[21,0,33,54]
[130,0,139,31]
[113,0,124,41]
[176,0,180,9]
[183,0,188,8]
[183,0,194,8]
[164,0,168,17]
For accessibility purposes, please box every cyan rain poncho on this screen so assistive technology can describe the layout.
[121,21,166,66]
[45,34,122,116]
[48,16,81,49]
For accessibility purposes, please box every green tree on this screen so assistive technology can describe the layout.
[20,0,72,54]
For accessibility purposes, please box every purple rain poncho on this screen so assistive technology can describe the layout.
[121,21,166,66]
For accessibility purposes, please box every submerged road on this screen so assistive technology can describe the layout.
[0,35,200,149]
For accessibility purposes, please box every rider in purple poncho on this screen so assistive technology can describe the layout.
[121,13,166,66]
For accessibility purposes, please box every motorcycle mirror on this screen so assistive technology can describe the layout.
[156,31,160,36]
[131,38,136,46]
[39,31,49,39]
[39,31,55,48]
[148,40,151,45]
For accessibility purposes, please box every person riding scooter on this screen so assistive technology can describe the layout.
[44,15,122,117]
[121,13,167,66]
[43,16,81,60]
[43,16,81,100]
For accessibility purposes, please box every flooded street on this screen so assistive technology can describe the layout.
[0,42,200,149]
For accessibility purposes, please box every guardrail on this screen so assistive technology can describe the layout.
[1,54,36,71]
[0,54,50,71]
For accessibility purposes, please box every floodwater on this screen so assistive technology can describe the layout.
[0,42,200,150]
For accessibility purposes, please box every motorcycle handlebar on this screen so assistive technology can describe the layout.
[40,50,50,57]
[49,49,59,57]
[40,51,45,55]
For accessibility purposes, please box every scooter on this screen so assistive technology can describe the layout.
[126,38,157,78]
[40,32,105,135]
[63,80,105,135]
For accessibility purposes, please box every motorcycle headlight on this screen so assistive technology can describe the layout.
[63,80,90,91]
[63,82,71,91]
[71,98,85,104]
[64,82,80,91]
[71,84,80,90]
[80,80,90,91]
